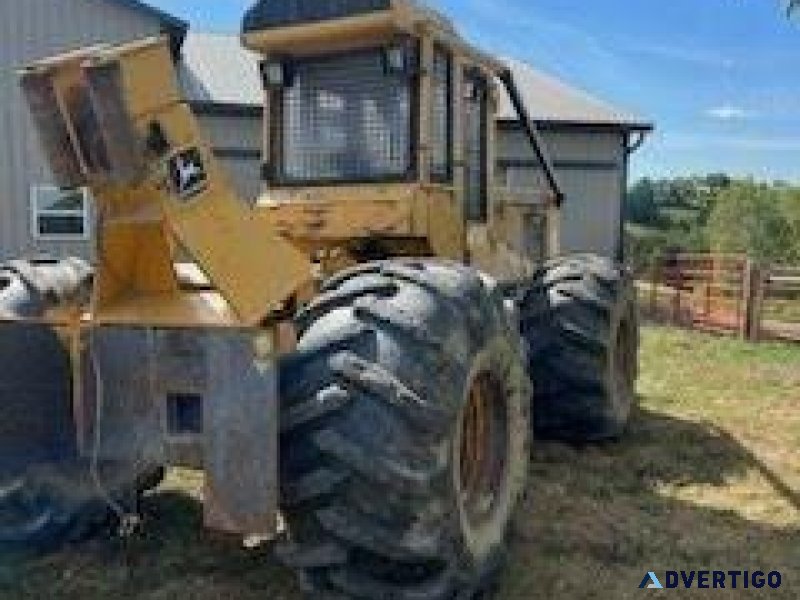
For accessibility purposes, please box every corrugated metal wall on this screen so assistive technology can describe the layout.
[0,0,162,260]
[497,127,626,257]
[197,112,263,202]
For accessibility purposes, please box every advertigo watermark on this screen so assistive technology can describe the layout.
[640,571,783,590]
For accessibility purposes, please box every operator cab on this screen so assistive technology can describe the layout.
[242,0,506,223]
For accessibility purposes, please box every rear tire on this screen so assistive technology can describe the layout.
[279,260,531,599]
[0,258,161,554]
[0,464,144,554]
[520,254,639,442]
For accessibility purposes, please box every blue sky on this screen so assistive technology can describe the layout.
[150,0,800,182]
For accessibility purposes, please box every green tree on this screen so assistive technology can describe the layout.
[626,176,800,270]
[705,173,732,191]
[708,182,794,262]
[778,188,800,263]
[626,178,659,224]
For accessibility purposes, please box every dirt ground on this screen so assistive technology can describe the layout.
[1,326,798,599]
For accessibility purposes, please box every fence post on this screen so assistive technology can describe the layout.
[750,263,767,342]
[740,259,753,340]
[650,255,660,320]
[740,259,765,342]
[673,261,683,326]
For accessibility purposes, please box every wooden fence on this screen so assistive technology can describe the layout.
[638,254,800,342]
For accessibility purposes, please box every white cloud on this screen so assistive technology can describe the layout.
[706,105,754,121]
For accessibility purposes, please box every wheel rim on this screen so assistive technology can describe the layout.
[458,370,510,528]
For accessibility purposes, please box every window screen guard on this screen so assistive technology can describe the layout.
[276,49,415,184]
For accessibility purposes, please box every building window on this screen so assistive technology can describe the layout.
[31,186,90,240]
[430,47,452,181]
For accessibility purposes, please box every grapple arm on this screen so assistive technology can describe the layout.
[12,38,304,539]
[20,37,313,327]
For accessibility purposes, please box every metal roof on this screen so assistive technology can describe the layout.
[104,0,188,32]
[179,33,652,131]
[497,58,651,131]
[179,33,263,107]
[94,0,188,55]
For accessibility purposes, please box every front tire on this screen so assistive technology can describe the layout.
[279,260,531,598]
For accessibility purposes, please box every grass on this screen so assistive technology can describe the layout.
[1,326,798,599]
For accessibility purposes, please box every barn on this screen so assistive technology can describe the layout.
[0,0,651,262]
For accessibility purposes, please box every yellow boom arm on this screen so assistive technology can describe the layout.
[20,38,313,327]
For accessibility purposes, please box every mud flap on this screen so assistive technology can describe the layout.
[203,331,278,536]
[88,327,278,537]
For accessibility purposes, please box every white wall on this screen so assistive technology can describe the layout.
[497,126,626,258]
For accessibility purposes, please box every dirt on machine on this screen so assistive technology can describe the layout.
[0,0,639,597]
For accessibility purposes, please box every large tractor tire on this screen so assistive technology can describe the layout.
[0,258,159,554]
[279,260,531,599]
[520,254,639,442]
